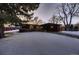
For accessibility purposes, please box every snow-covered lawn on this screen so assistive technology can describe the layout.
[61,31,79,36]
[0,32,79,55]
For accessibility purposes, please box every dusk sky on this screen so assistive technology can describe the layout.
[34,3,79,24]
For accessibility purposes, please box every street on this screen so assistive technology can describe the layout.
[0,32,79,55]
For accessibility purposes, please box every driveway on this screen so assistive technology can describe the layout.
[0,32,79,55]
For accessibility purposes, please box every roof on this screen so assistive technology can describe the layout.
[41,23,61,26]
[21,23,62,26]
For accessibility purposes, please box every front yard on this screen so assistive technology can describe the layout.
[0,32,79,55]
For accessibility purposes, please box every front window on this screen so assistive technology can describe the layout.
[51,26,53,28]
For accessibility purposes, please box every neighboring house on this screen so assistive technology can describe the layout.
[66,24,79,31]
[74,23,79,31]
[4,24,16,31]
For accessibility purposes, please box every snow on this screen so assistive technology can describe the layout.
[4,29,19,33]
[0,32,79,55]
[61,31,79,36]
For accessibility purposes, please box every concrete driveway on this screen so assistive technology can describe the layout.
[0,32,79,55]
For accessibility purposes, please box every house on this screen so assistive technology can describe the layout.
[41,23,61,32]
[19,24,42,32]
[19,23,61,32]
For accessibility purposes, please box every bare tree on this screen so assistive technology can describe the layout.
[49,15,62,24]
[33,16,43,25]
[57,3,79,30]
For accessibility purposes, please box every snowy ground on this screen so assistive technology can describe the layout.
[0,32,79,55]
[61,31,79,36]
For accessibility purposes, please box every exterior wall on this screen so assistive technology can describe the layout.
[41,23,61,32]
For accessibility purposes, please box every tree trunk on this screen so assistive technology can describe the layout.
[0,24,4,38]
[64,25,68,31]
[69,15,72,31]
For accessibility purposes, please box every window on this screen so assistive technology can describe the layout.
[51,26,53,28]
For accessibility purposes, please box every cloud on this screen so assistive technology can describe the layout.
[34,3,79,24]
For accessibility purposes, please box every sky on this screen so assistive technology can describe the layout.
[34,3,79,24]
